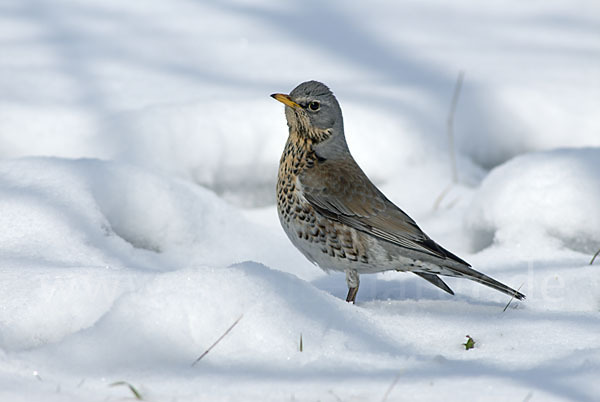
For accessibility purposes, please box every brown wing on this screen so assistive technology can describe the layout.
[299,157,468,264]
[299,157,531,300]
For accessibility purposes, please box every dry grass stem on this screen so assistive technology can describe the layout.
[192,314,244,366]
[503,283,524,312]
[447,70,465,184]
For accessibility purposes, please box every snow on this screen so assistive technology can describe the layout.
[1,0,600,401]
[467,148,600,254]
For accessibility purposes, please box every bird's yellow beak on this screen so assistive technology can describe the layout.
[271,93,301,109]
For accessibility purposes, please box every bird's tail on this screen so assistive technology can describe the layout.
[413,272,454,295]
[442,263,526,300]
[421,242,526,300]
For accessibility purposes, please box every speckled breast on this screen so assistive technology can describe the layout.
[276,133,373,273]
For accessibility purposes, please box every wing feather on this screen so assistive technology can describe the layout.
[299,158,465,264]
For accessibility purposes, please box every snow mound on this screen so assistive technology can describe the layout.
[0,157,264,269]
[35,262,397,372]
[105,100,286,207]
[0,157,314,350]
[0,267,139,351]
[466,148,600,253]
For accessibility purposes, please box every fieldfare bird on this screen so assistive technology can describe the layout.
[272,81,525,303]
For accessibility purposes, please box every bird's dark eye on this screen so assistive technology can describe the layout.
[308,101,320,111]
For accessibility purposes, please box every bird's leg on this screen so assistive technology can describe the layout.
[346,287,358,304]
[345,269,360,303]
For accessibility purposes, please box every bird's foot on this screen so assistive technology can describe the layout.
[346,286,358,304]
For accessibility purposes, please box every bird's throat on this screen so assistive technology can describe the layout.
[279,129,315,174]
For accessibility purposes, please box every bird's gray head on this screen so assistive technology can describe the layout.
[271,81,349,158]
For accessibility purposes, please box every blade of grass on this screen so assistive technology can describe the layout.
[590,248,600,265]
[110,381,143,400]
[191,314,244,366]
[503,283,524,312]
